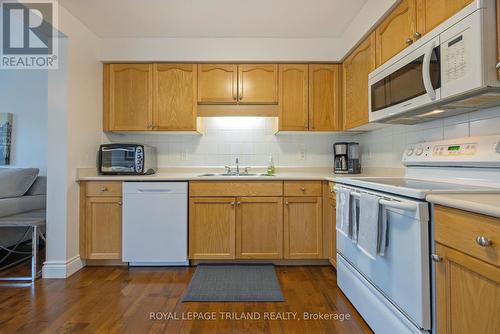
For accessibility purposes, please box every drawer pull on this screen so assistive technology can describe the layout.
[300,187,306,192]
[118,201,122,206]
[405,38,413,45]
[285,202,289,206]
[475,236,492,247]
[236,201,241,206]
[431,254,442,262]
[101,187,109,192]
[230,202,235,207]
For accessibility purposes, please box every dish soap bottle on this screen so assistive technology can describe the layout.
[267,154,275,176]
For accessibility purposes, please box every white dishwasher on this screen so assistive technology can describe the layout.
[122,182,188,266]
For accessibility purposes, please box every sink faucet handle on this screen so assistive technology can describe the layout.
[224,165,232,174]
[244,167,250,174]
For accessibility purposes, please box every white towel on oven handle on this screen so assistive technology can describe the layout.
[357,193,380,260]
[336,188,351,239]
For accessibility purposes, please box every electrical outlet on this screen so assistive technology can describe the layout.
[299,149,306,160]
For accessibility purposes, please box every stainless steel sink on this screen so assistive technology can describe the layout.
[198,173,273,177]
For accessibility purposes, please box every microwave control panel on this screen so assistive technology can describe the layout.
[402,135,500,167]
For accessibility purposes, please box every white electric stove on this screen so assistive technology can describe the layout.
[334,135,500,334]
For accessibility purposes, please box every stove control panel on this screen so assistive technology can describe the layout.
[402,135,500,167]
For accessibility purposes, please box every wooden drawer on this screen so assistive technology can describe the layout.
[189,181,283,197]
[85,181,122,197]
[284,181,322,197]
[435,206,500,267]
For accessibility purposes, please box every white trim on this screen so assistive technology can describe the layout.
[42,255,83,278]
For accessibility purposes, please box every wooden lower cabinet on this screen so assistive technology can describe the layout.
[434,206,500,333]
[189,197,236,259]
[236,197,283,259]
[435,243,500,334]
[85,197,122,260]
[80,182,123,260]
[284,197,322,259]
[325,182,336,267]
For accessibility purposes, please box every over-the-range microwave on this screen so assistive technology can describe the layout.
[369,0,500,125]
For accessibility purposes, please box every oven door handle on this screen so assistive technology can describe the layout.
[101,147,135,152]
[348,191,419,211]
[422,40,437,101]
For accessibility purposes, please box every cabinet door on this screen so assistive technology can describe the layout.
[309,64,342,131]
[189,197,236,259]
[435,243,500,334]
[416,0,473,35]
[238,64,278,104]
[375,0,417,67]
[284,197,322,259]
[104,64,153,131]
[343,34,376,130]
[278,64,309,131]
[197,64,238,104]
[85,197,122,260]
[236,197,283,259]
[153,64,197,131]
[322,181,336,265]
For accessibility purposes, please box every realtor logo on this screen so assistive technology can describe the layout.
[1,0,58,69]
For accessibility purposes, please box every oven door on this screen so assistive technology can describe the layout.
[100,146,138,174]
[369,36,441,123]
[335,185,431,330]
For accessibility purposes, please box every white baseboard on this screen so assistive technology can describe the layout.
[42,255,84,278]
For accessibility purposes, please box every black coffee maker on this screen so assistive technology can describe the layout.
[334,142,361,174]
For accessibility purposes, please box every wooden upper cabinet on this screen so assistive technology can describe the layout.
[284,197,322,259]
[238,64,278,104]
[153,64,197,131]
[197,64,238,104]
[435,243,500,334]
[189,197,236,259]
[416,0,473,35]
[279,64,309,131]
[309,64,342,131]
[343,34,376,130]
[375,0,417,67]
[236,197,283,259]
[104,64,153,131]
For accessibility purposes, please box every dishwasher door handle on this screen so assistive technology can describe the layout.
[137,189,175,193]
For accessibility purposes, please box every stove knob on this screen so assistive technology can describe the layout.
[415,147,424,156]
[406,148,415,156]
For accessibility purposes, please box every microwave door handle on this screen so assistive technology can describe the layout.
[422,41,437,101]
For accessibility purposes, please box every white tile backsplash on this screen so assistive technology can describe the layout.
[104,117,353,167]
[355,107,500,168]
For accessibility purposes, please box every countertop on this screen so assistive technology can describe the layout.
[427,193,500,218]
[77,167,404,182]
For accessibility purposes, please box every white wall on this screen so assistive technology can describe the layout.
[43,5,102,278]
[0,70,48,175]
[98,0,398,62]
[104,118,352,168]
[355,108,500,169]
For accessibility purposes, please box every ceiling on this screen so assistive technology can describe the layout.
[58,0,368,38]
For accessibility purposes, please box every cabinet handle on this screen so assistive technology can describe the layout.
[405,38,413,45]
[101,187,108,192]
[230,202,235,206]
[236,201,241,206]
[300,187,306,192]
[285,202,289,206]
[431,254,442,262]
[476,236,492,247]
[118,201,122,206]
[496,62,500,69]
[413,32,421,40]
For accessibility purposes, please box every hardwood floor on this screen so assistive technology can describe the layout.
[0,266,371,334]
